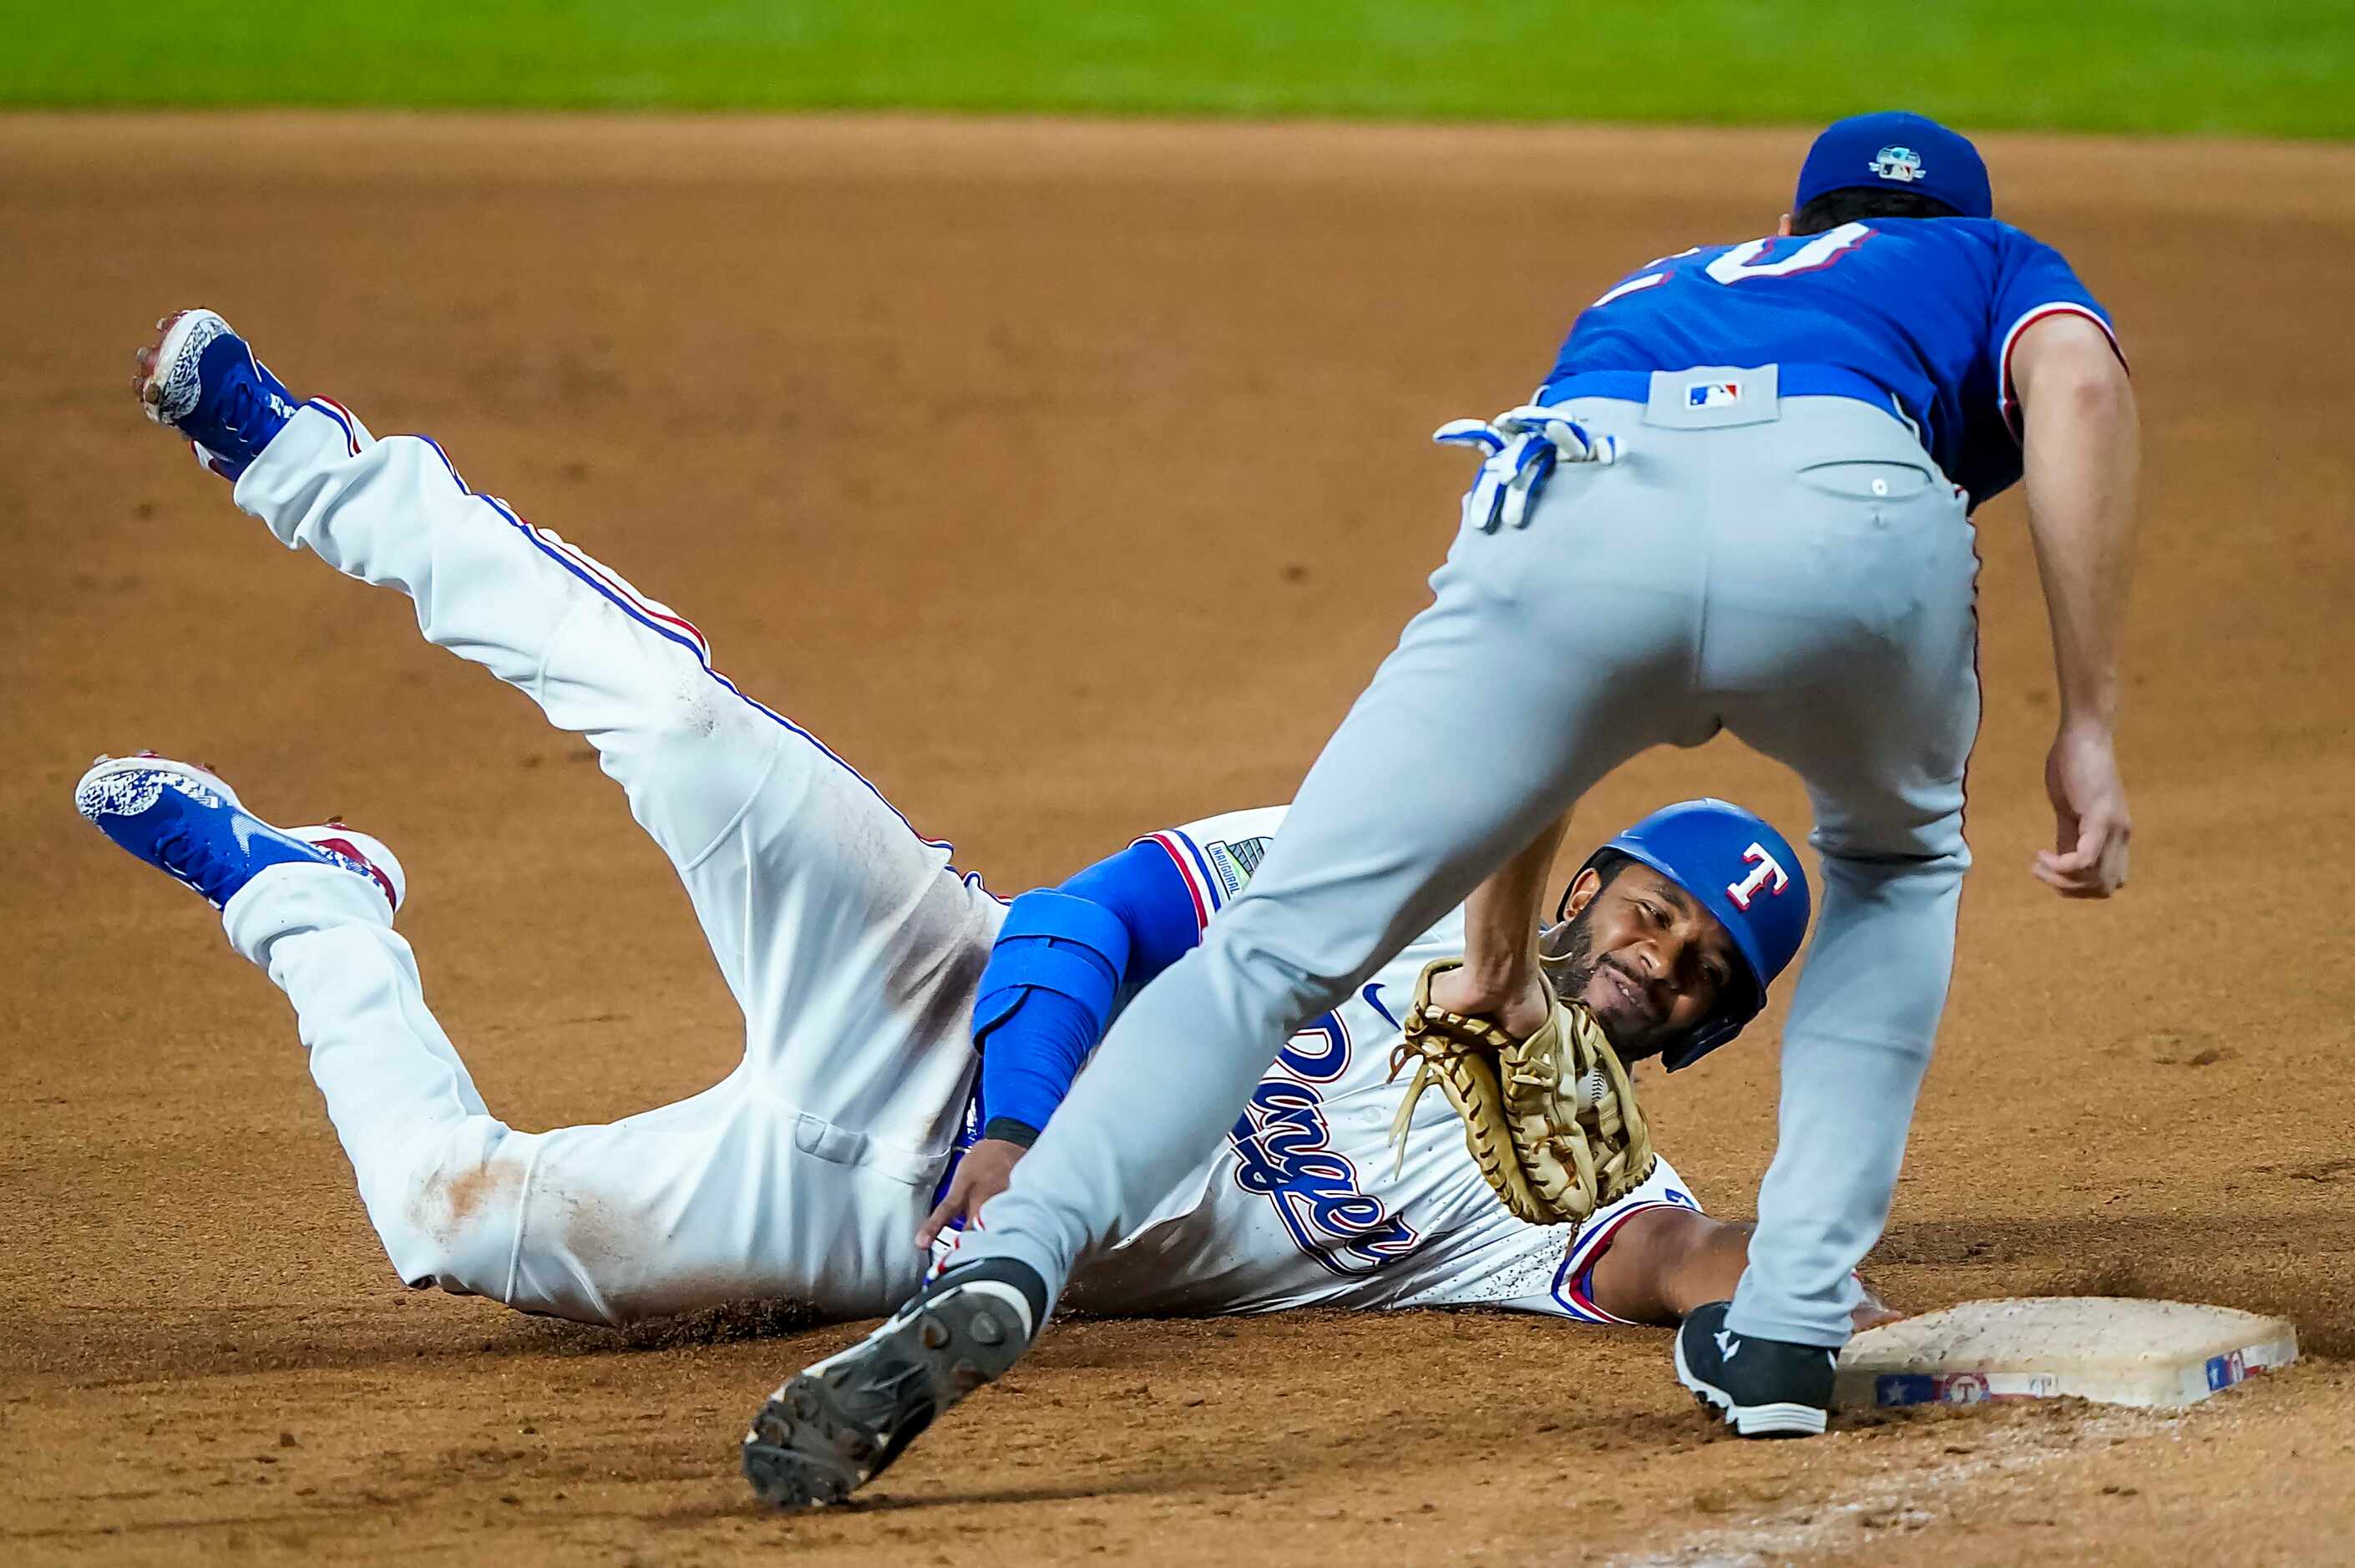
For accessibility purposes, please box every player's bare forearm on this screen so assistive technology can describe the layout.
[1435,813,1571,1033]
[2015,313,2139,729]
[2013,311,2139,897]
[1588,1210,1899,1331]
[1587,1209,1750,1324]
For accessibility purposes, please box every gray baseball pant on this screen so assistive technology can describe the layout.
[962,377,1980,1348]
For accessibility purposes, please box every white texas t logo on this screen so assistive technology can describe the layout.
[1725,843,1790,911]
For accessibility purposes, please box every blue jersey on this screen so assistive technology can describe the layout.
[1542,217,2120,507]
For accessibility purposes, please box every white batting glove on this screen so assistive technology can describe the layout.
[1433,405,1621,533]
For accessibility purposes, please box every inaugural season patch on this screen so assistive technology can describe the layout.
[1868,144,1927,183]
[1205,835,1270,899]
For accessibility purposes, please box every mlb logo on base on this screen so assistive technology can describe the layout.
[1686,380,1742,408]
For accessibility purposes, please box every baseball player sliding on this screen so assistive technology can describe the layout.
[89,311,1879,1353]
[747,109,2138,1499]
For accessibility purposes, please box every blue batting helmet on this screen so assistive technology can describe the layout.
[1567,799,1811,1072]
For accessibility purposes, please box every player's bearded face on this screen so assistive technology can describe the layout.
[1538,863,1740,1060]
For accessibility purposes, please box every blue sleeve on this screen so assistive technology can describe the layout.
[975,837,1205,1141]
[1988,227,2122,432]
[1063,837,1208,980]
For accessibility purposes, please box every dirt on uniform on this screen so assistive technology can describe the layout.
[3,115,2352,1565]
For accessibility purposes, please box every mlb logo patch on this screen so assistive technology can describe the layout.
[1686,380,1741,408]
[1869,144,1927,184]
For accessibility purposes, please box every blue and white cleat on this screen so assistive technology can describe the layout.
[74,754,404,914]
[132,310,300,479]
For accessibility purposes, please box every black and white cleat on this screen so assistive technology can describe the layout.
[742,1257,1048,1507]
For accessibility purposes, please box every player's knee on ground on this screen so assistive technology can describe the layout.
[358,1125,745,1327]
[358,1127,534,1308]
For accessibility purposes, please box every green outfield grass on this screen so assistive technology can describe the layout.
[11,1,2351,137]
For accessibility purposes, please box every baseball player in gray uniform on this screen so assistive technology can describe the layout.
[749,109,2137,1492]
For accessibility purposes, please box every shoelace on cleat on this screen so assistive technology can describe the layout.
[149,820,222,896]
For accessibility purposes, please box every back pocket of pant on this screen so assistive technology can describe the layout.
[1797,459,1937,502]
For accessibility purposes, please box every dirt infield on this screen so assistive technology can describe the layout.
[4,114,2352,1564]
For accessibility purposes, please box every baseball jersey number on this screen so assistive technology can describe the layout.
[1593,223,1876,308]
[1702,222,1874,284]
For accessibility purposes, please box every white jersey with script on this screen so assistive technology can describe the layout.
[1057,806,1702,1323]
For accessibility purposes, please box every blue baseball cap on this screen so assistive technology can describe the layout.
[1795,111,1992,220]
[1571,799,1812,1072]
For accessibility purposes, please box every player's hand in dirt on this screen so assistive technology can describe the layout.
[1426,964,1554,1040]
[915,1137,1027,1251]
[2036,721,2131,898]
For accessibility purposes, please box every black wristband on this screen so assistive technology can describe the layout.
[983,1116,1041,1148]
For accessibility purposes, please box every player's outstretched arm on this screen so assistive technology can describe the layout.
[1587,1210,1900,1331]
[2013,311,2140,899]
[917,836,1207,1248]
[1428,812,1572,1034]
